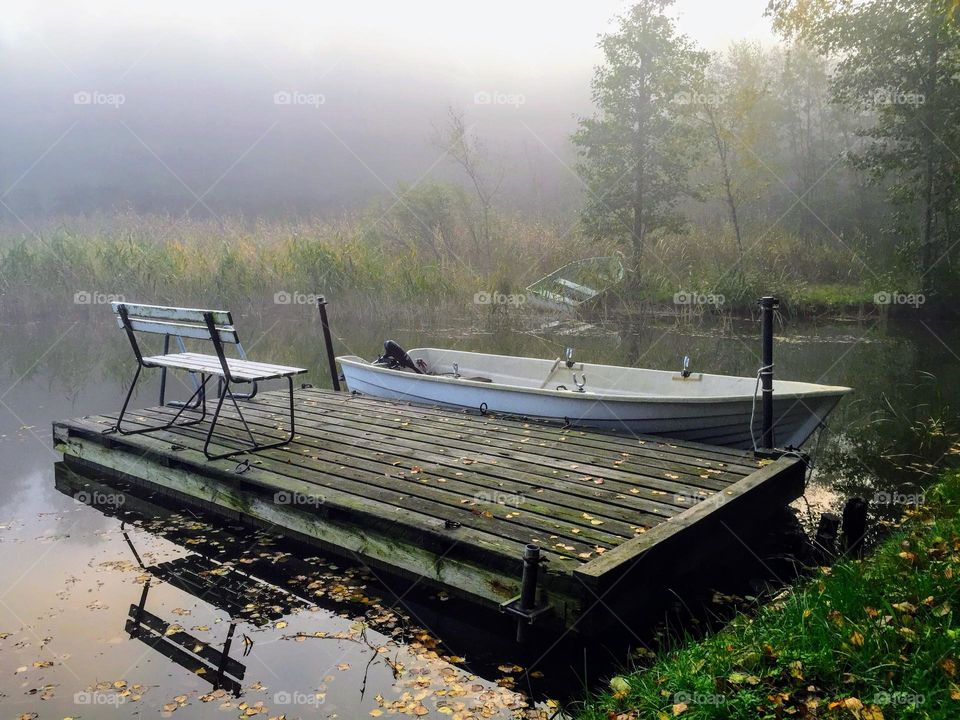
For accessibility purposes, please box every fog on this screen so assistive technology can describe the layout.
[0,0,774,220]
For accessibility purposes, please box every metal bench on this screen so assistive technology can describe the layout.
[110,302,307,460]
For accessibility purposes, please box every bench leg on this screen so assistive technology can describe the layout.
[203,376,296,461]
[109,368,210,436]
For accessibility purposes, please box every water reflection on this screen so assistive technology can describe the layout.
[50,463,534,718]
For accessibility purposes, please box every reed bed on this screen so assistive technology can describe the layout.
[0,210,903,320]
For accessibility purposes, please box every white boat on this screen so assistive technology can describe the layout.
[337,347,852,449]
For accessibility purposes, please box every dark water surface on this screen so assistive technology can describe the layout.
[1,307,958,719]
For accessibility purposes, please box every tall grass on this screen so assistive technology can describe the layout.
[0,207,909,320]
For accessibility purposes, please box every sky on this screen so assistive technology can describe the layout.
[3,0,776,72]
[0,1,779,218]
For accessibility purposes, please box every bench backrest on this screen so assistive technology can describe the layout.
[112,303,239,345]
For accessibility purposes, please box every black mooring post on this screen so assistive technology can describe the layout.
[760,296,779,449]
[516,544,540,643]
[316,295,341,392]
[813,511,841,564]
[842,497,868,558]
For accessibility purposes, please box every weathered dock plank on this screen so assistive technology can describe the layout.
[53,388,805,631]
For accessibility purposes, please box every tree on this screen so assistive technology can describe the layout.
[433,107,504,260]
[573,0,708,284]
[767,0,960,296]
[697,43,779,264]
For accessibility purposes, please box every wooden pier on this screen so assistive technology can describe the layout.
[53,388,805,632]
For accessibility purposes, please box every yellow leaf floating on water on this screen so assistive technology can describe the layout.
[369,711,383,717]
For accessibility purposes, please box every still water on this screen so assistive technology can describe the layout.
[1,306,957,719]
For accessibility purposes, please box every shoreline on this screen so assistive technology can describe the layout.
[574,470,960,720]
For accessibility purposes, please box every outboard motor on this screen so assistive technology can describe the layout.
[374,340,423,374]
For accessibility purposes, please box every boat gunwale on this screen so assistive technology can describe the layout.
[336,350,853,405]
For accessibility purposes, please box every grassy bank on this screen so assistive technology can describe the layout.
[577,472,960,720]
[0,211,922,318]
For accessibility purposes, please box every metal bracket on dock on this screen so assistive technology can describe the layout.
[499,596,552,623]
[500,544,551,641]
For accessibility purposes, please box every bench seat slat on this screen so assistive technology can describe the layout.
[112,302,232,325]
[142,352,307,381]
[116,317,239,345]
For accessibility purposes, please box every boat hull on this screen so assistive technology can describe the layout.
[338,351,849,449]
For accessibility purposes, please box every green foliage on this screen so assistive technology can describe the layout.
[768,0,960,299]
[576,470,960,720]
